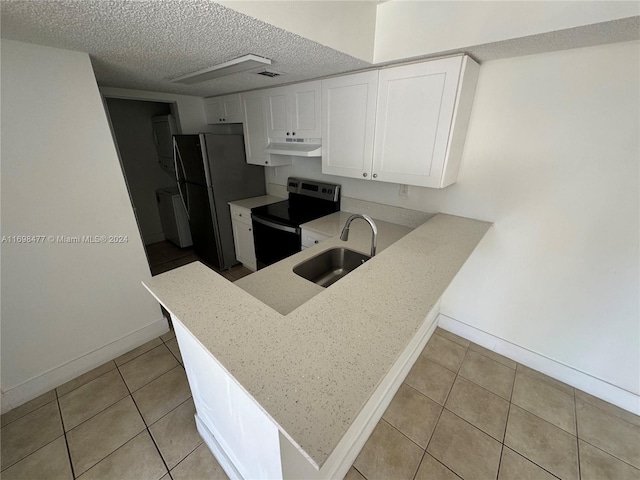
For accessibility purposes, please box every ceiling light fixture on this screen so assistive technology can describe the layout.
[171,54,272,84]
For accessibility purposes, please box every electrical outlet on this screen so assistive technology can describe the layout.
[399,184,409,197]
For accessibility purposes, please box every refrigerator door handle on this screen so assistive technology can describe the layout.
[174,139,190,220]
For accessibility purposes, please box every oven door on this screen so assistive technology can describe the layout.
[252,216,301,269]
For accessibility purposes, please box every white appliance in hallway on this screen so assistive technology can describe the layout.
[152,114,178,177]
[156,187,192,248]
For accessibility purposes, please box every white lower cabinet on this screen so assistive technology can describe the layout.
[173,318,283,479]
[170,298,442,480]
[301,228,331,250]
[230,204,257,271]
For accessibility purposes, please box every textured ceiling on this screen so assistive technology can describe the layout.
[1,1,638,99]
[0,0,371,97]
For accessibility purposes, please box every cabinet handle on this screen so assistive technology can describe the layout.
[286,132,290,136]
[239,213,242,217]
[373,173,378,179]
[314,240,319,244]
[265,161,269,165]
[219,118,222,121]
[223,118,226,122]
[249,228,252,232]
[292,132,296,136]
[363,172,368,178]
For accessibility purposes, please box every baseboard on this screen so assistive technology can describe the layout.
[144,232,166,245]
[437,314,640,416]
[196,413,244,480]
[1,317,169,412]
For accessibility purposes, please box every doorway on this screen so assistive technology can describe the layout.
[104,98,197,275]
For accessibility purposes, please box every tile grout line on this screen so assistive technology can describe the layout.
[575,394,640,428]
[164,439,203,478]
[57,378,130,435]
[495,352,518,479]
[0,401,70,473]
[574,387,582,480]
[505,447,562,479]
[352,464,368,479]
[578,438,640,471]
[114,363,172,478]
[55,388,77,479]
[414,343,471,479]
[516,365,575,400]
[410,338,466,480]
[379,417,426,452]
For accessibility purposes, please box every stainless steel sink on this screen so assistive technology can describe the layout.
[293,247,370,287]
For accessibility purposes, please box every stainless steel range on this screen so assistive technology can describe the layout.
[251,178,341,269]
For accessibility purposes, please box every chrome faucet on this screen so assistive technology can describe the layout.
[340,214,378,257]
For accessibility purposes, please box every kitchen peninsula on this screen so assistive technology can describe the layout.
[143,213,490,479]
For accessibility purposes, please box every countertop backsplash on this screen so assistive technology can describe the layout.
[267,182,433,228]
[341,197,433,228]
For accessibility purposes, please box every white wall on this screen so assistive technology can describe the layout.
[374,1,640,63]
[268,41,640,401]
[440,41,639,398]
[218,1,377,62]
[99,86,209,134]
[0,40,166,409]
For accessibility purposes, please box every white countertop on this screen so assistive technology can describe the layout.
[228,194,285,210]
[143,213,490,468]
[234,212,413,315]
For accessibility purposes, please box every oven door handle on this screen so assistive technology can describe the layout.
[252,216,300,234]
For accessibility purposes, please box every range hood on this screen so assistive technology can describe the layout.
[265,138,321,157]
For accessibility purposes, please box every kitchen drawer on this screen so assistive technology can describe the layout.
[230,204,252,226]
[301,229,331,249]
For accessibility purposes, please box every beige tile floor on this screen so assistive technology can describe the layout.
[3,327,639,479]
[0,329,229,480]
[348,328,640,480]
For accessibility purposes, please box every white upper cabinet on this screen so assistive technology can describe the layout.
[322,71,378,179]
[205,93,242,124]
[372,56,479,188]
[240,90,292,167]
[266,81,321,139]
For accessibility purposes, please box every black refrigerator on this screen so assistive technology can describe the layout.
[173,134,265,270]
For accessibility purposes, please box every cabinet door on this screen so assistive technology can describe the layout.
[265,82,321,139]
[322,72,377,179]
[222,95,242,123]
[265,87,290,138]
[206,94,242,123]
[241,91,270,166]
[232,220,257,271]
[372,56,463,188]
[288,80,321,139]
[301,228,331,249]
[205,98,225,124]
